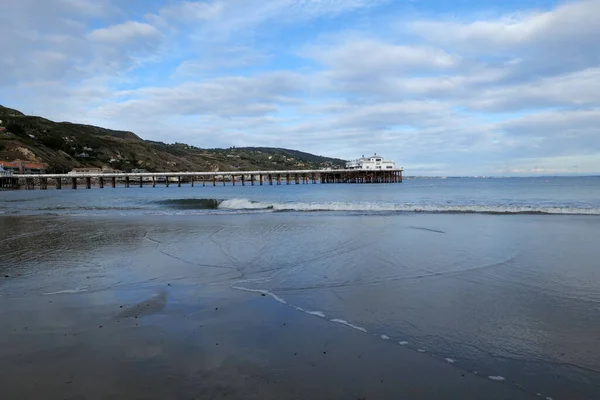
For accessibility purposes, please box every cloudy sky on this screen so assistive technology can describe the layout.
[1,0,599,175]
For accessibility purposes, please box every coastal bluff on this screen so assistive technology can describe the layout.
[0,105,345,174]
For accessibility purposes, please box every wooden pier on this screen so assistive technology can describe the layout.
[0,176,19,190]
[7,169,403,190]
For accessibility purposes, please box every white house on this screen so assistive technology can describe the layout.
[346,154,397,170]
[0,165,12,176]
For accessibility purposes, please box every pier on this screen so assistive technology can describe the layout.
[0,176,19,189]
[8,169,403,190]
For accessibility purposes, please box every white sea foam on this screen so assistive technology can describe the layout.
[330,319,367,333]
[232,284,369,336]
[231,286,287,304]
[216,198,600,215]
[488,376,506,381]
[417,349,426,353]
[44,286,88,295]
[305,311,326,317]
[219,199,272,210]
[381,334,390,340]
[398,341,409,345]
[445,358,455,363]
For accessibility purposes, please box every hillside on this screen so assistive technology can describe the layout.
[0,105,345,173]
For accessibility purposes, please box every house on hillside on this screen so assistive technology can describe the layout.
[68,167,102,174]
[0,165,12,176]
[346,154,397,170]
[68,166,122,174]
[0,160,47,174]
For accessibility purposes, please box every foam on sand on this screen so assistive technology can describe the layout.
[231,286,287,304]
[381,334,390,340]
[305,310,326,317]
[488,376,506,381]
[44,286,88,295]
[398,341,409,345]
[330,319,367,333]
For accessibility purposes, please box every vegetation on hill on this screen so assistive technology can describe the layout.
[0,105,345,173]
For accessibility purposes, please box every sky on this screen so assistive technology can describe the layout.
[1,0,599,176]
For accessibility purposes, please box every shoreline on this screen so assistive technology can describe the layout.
[0,282,540,400]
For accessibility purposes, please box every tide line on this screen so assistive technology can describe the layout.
[230,283,554,400]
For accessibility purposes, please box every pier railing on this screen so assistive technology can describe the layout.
[9,168,403,190]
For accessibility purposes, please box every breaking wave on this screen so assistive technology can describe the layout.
[158,198,600,215]
[154,198,221,209]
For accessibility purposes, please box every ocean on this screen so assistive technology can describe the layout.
[1,176,599,399]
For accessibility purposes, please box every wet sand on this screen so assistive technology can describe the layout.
[2,213,599,399]
[0,281,538,400]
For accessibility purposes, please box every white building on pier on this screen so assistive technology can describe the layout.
[346,154,397,170]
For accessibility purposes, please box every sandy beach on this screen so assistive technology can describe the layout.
[0,278,538,400]
[2,183,600,399]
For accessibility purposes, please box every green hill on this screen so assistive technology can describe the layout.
[0,105,345,173]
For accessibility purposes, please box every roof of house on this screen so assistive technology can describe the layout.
[0,160,47,169]
[24,163,47,169]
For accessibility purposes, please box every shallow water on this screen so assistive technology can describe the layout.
[1,177,600,399]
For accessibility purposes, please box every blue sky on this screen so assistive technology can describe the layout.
[1,0,599,175]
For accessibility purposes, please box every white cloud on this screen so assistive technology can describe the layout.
[468,67,600,112]
[149,1,225,26]
[305,38,459,73]
[89,21,161,43]
[409,0,600,76]
[410,1,600,51]
[174,47,270,75]
[95,71,306,122]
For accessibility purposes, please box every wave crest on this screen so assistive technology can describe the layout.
[158,198,600,215]
[155,198,221,209]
